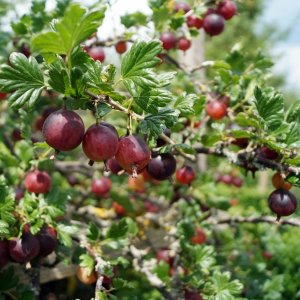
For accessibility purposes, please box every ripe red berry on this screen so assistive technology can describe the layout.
[112,201,126,216]
[82,122,119,165]
[91,177,111,197]
[43,109,85,152]
[231,176,243,188]
[259,146,279,160]
[12,129,22,141]
[25,170,51,194]
[206,100,227,120]
[156,248,172,265]
[147,153,177,181]
[21,44,31,57]
[115,135,151,175]
[232,138,249,149]
[217,0,237,20]
[160,32,177,51]
[268,188,297,221]
[107,157,123,174]
[115,41,127,54]
[203,13,225,36]
[144,200,159,213]
[88,47,105,63]
[220,174,232,185]
[0,240,9,268]
[9,227,40,263]
[67,175,80,186]
[37,225,57,257]
[262,251,272,261]
[0,93,7,100]
[174,2,191,13]
[176,166,196,185]
[184,290,203,300]
[186,15,203,29]
[177,37,191,52]
[191,228,207,245]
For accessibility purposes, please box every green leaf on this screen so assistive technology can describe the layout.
[57,224,77,247]
[204,271,243,300]
[134,89,173,114]
[153,261,170,283]
[106,218,138,240]
[121,41,162,93]
[253,86,284,131]
[0,53,45,108]
[85,61,125,102]
[121,12,147,28]
[0,266,19,292]
[79,253,95,275]
[139,108,178,137]
[234,112,259,128]
[32,4,106,55]
[87,222,101,241]
[286,100,300,123]
[174,94,199,117]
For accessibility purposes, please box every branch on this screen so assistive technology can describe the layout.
[54,160,93,176]
[210,215,300,227]
[195,145,300,176]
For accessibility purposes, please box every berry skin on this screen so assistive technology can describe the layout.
[0,93,7,100]
[37,225,57,257]
[88,47,105,63]
[76,267,97,285]
[144,200,160,213]
[259,146,279,160]
[203,13,225,36]
[43,109,85,152]
[25,170,51,194]
[220,174,232,185]
[191,228,207,245]
[9,228,40,263]
[115,41,127,54]
[160,33,177,51]
[217,0,237,20]
[177,37,191,52]
[272,173,292,190]
[107,157,123,174]
[176,166,196,185]
[232,138,249,149]
[174,2,191,13]
[184,290,203,300]
[0,240,9,268]
[156,248,172,265]
[187,15,203,29]
[268,188,297,221]
[112,201,126,216]
[128,174,145,193]
[82,122,119,165]
[115,135,151,175]
[91,178,111,197]
[147,153,177,181]
[206,100,227,120]
[12,129,22,141]
[231,176,243,188]
[262,251,272,261]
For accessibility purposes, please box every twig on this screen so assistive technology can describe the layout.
[209,215,300,227]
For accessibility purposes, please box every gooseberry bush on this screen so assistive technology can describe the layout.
[1,0,300,299]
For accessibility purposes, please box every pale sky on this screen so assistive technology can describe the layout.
[7,0,300,94]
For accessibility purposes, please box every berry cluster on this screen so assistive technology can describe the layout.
[160,0,237,52]
[0,224,57,268]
